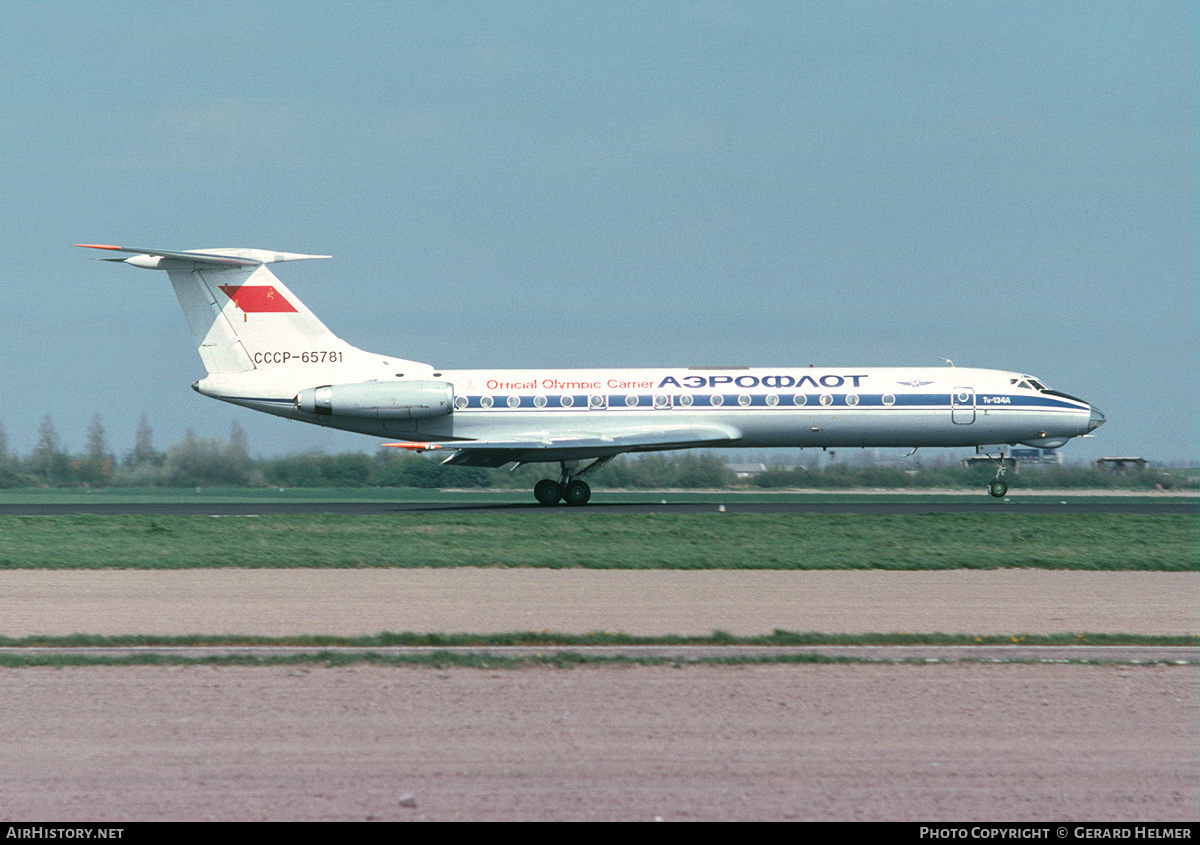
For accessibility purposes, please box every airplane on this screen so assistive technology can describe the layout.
[78,243,1105,503]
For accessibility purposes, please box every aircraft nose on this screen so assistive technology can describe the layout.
[1088,405,1106,432]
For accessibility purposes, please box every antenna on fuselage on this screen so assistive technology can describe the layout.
[938,357,955,367]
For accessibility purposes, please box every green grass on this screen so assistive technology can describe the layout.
[0,512,1193,570]
[2,631,1193,669]
[2,631,1192,648]
[1,652,1183,669]
[0,651,866,669]
[1,631,1194,669]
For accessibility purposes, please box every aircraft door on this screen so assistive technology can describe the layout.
[951,387,976,424]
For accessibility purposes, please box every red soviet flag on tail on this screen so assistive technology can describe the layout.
[218,284,298,313]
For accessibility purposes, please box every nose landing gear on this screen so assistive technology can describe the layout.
[981,447,1011,498]
[533,457,614,506]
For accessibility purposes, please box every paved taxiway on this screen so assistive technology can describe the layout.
[4,662,1193,821]
[3,569,1194,638]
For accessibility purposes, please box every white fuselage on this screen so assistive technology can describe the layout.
[196,364,1100,459]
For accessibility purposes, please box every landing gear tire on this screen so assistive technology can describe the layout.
[988,480,1008,498]
[534,479,562,506]
[562,479,591,507]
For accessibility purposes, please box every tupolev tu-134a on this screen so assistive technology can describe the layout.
[79,244,1105,504]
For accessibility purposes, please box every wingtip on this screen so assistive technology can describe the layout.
[75,243,123,250]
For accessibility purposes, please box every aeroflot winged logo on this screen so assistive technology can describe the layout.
[218,284,298,313]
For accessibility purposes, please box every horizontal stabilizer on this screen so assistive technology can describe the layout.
[76,244,331,271]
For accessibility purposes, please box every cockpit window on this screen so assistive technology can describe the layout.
[1028,379,1048,391]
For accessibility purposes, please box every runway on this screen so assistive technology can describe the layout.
[0,498,1194,516]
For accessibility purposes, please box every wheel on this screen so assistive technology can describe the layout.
[562,479,591,506]
[534,479,562,505]
[988,480,1008,498]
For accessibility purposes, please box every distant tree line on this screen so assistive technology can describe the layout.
[0,413,251,489]
[0,414,1192,490]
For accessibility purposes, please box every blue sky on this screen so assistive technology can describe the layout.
[0,1,1194,463]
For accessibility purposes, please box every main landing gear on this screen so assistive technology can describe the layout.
[535,477,591,506]
[533,457,614,506]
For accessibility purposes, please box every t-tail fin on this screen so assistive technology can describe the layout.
[77,244,424,377]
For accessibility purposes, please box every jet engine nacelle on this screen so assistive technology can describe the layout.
[294,380,454,419]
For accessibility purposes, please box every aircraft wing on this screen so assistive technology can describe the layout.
[391,423,742,467]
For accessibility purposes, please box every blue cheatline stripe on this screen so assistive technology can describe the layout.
[235,392,1082,414]
[456,393,1085,411]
